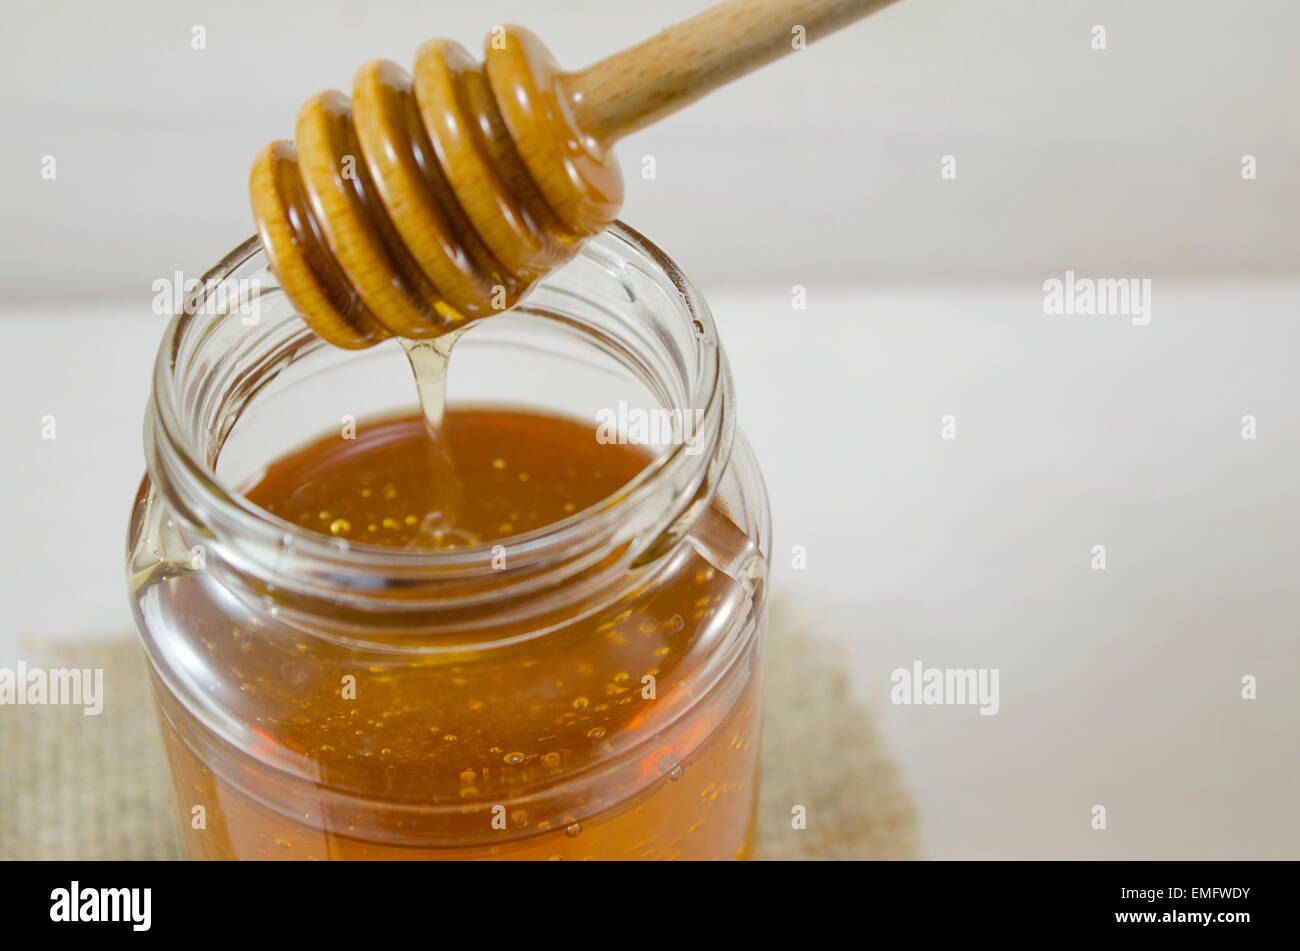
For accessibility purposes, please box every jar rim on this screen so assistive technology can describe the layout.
[147,222,734,613]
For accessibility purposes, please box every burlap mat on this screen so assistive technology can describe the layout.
[0,611,918,860]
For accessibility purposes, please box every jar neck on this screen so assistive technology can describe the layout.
[143,226,735,643]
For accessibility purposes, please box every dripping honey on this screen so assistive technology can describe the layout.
[154,391,762,859]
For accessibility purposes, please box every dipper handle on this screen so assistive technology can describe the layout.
[567,0,898,142]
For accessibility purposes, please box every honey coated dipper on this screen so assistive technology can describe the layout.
[251,0,898,349]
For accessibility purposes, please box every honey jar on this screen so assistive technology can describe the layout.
[127,223,771,859]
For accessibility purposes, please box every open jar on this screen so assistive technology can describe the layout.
[127,222,770,860]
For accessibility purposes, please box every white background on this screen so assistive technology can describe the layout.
[1,0,1297,859]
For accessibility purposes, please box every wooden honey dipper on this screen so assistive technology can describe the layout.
[251,0,898,349]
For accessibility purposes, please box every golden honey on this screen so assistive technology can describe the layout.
[149,409,762,860]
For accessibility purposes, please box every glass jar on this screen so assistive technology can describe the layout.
[127,222,771,860]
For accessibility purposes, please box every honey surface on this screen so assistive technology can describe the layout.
[247,409,648,548]
[157,409,761,859]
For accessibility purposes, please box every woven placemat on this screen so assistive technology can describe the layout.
[0,612,917,860]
